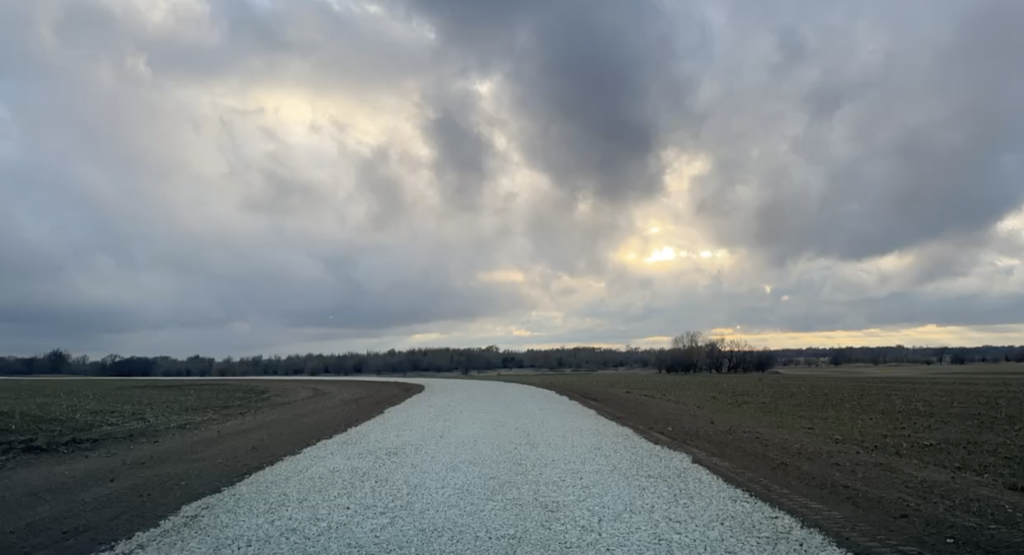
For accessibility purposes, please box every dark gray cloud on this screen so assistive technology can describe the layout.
[356,148,413,229]
[692,0,1024,264]
[423,89,493,208]
[405,0,703,205]
[772,25,808,69]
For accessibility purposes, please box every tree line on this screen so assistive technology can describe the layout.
[1,334,1022,378]
[775,344,1024,367]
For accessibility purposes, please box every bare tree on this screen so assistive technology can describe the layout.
[671,331,703,350]
[668,331,707,373]
[723,338,752,373]
[44,349,70,374]
[704,337,726,373]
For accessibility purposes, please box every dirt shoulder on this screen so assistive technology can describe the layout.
[503,375,1024,555]
[0,379,421,555]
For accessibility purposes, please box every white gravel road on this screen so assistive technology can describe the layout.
[103,379,847,555]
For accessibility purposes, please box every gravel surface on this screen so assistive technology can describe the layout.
[102,379,847,555]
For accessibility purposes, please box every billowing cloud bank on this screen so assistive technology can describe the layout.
[2,0,1023,355]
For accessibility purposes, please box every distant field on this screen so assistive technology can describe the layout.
[777,362,1024,378]
[0,379,269,459]
[500,372,1024,483]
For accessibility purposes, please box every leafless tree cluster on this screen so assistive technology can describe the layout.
[661,331,776,374]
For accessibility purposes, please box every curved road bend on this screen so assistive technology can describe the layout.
[104,378,847,555]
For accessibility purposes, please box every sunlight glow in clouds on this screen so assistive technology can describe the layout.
[645,247,678,264]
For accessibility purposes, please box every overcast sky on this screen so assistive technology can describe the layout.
[2,0,1024,357]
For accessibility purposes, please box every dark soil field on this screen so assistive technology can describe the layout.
[499,373,1024,555]
[0,378,421,555]
[1,379,270,461]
